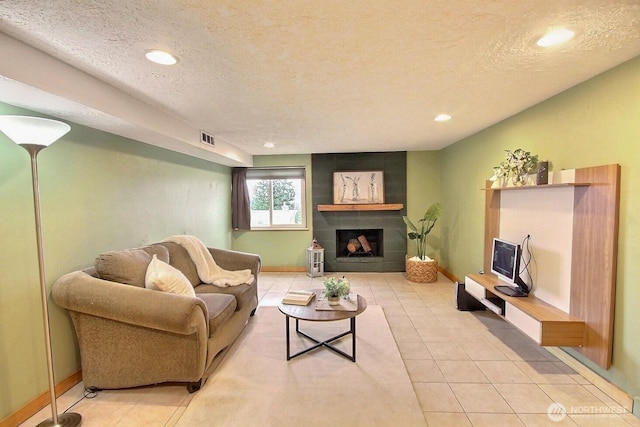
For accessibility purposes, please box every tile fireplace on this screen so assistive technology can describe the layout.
[312,152,407,272]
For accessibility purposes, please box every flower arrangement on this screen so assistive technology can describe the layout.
[323,276,350,298]
[490,148,539,186]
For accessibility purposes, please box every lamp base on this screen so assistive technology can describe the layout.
[36,412,82,427]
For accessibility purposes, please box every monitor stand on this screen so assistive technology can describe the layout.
[494,285,528,298]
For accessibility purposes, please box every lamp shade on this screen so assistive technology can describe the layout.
[0,115,70,146]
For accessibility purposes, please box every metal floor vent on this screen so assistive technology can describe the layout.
[201,130,214,146]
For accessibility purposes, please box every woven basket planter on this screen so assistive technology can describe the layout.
[405,256,438,283]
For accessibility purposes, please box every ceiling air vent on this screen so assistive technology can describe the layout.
[201,130,215,146]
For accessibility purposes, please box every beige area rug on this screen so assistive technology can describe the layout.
[177,306,426,426]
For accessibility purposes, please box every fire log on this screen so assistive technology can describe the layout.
[347,238,361,253]
[358,235,372,253]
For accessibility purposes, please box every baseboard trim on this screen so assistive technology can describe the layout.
[439,266,460,283]
[546,347,634,412]
[0,369,82,427]
[261,266,306,272]
[261,266,460,279]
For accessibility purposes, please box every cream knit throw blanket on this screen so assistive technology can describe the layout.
[163,235,254,287]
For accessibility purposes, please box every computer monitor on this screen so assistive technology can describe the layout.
[491,237,529,297]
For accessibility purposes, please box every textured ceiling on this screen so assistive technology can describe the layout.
[1,1,639,165]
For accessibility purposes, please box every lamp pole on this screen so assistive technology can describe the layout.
[0,116,81,427]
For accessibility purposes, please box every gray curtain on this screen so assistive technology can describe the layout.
[231,167,251,230]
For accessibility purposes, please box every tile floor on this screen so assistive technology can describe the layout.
[20,272,640,427]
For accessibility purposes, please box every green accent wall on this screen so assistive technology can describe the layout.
[231,154,313,268]
[0,103,232,419]
[439,55,640,408]
[406,151,442,260]
[3,53,640,419]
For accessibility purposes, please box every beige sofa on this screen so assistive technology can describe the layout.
[52,241,260,392]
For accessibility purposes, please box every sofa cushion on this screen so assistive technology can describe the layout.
[95,244,169,287]
[197,293,237,336]
[195,282,255,312]
[145,255,196,297]
[157,242,201,287]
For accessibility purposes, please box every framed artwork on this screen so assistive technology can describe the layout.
[333,171,384,204]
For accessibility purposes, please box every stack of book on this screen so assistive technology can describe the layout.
[281,290,315,306]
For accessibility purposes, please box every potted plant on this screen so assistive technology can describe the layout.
[490,148,539,187]
[403,202,442,283]
[323,276,350,305]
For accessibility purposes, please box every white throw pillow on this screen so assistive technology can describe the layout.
[145,254,196,297]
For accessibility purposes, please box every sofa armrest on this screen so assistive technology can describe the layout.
[52,271,208,336]
[208,248,261,276]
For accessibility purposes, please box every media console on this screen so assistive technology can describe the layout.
[475,164,620,369]
[465,273,585,347]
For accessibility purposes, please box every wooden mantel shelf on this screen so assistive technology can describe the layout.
[317,203,404,212]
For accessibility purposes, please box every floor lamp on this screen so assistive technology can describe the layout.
[0,116,82,427]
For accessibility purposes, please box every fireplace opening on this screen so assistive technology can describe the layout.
[336,229,383,257]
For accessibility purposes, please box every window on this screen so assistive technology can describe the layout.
[246,167,306,229]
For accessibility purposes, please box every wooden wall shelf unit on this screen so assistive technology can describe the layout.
[317,203,403,212]
[473,164,620,369]
[483,183,590,191]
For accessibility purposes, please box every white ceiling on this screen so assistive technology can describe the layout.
[1,1,639,166]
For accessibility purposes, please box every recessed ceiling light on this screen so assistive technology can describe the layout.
[145,50,179,65]
[434,114,452,122]
[263,142,275,148]
[537,28,575,47]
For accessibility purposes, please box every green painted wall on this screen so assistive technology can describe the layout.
[231,154,313,268]
[439,56,640,405]
[406,151,442,259]
[0,103,232,419]
[3,52,640,419]
[236,152,439,268]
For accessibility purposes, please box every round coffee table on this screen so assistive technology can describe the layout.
[278,289,367,362]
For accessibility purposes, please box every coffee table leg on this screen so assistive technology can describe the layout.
[351,317,356,362]
[284,316,358,362]
[285,315,291,360]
